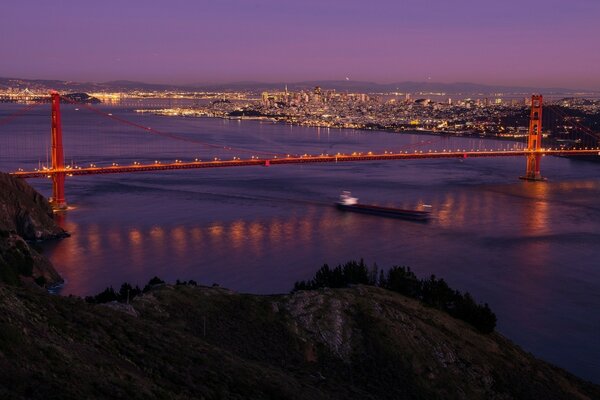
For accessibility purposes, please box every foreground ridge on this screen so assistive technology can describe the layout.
[0,283,597,400]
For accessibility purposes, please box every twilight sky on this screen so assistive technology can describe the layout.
[1,0,599,89]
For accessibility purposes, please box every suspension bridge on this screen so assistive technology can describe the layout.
[2,92,599,210]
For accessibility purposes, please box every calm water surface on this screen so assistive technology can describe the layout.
[1,103,599,383]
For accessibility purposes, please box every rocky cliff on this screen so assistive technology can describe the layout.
[0,283,597,400]
[0,172,65,287]
[0,172,65,240]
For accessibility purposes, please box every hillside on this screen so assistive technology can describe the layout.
[0,283,598,400]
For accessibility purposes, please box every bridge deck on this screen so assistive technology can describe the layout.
[11,149,600,179]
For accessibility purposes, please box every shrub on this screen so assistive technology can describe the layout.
[87,277,165,304]
[85,287,118,304]
[143,276,165,292]
[118,283,142,302]
[293,260,376,290]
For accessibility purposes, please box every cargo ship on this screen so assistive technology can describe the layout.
[336,192,431,221]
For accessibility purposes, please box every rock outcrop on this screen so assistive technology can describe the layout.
[0,172,65,240]
[0,172,65,287]
[0,232,62,287]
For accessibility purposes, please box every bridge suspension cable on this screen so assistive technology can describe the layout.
[60,96,287,157]
[546,104,600,144]
[0,102,42,127]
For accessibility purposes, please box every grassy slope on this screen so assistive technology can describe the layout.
[0,284,597,400]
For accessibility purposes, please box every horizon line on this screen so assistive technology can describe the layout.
[1,75,599,93]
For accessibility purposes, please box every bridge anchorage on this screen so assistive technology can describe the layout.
[519,95,546,182]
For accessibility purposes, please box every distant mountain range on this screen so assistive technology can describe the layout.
[191,80,586,94]
[0,76,594,94]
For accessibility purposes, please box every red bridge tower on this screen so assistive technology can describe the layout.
[49,91,67,210]
[521,95,545,181]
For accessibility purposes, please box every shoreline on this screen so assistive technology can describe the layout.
[137,108,531,145]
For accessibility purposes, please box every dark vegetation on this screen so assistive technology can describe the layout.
[85,276,199,304]
[294,260,497,333]
[86,260,496,334]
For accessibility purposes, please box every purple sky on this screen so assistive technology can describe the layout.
[1,0,599,89]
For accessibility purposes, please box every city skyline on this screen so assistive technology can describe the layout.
[2,0,600,90]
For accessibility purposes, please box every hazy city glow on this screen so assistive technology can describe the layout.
[1,0,599,89]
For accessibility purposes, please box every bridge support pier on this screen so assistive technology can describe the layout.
[51,173,67,210]
[49,91,68,210]
[520,95,546,181]
[521,153,544,181]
